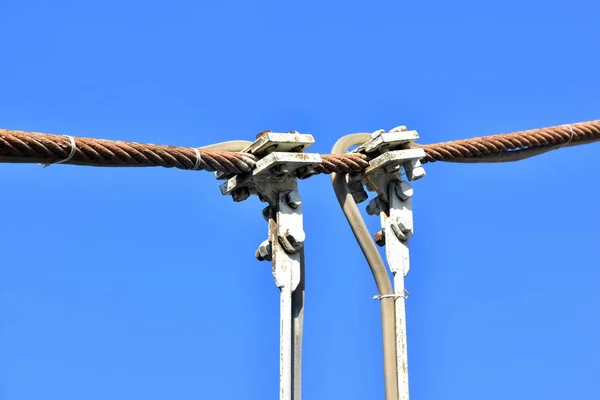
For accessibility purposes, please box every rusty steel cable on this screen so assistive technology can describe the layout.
[0,129,258,174]
[1,120,599,174]
[419,120,600,164]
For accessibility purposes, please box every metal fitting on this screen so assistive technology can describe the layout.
[279,229,305,254]
[370,129,386,138]
[390,216,413,241]
[351,188,369,204]
[394,180,414,200]
[271,164,291,178]
[348,178,369,204]
[255,130,272,139]
[403,159,426,181]
[262,205,273,222]
[232,187,251,202]
[286,190,302,209]
[296,166,317,180]
[366,197,384,216]
[374,230,386,247]
[255,240,272,261]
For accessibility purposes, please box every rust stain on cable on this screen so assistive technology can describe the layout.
[1,120,598,175]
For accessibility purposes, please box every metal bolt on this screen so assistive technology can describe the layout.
[390,217,412,241]
[348,179,363,193]
[385,163,401,174]
[366,197,383,216]
[255,240,272,261]
[286,231,305,247]
[256,130,272,139]
[348,180,368,204]
[351,189,369,204]
[286,190,302,209]
[262,205,273,222]
[271,164,290,177]
[403,159,426,181]
[279,230,305,253]
[232,187,250,202]
[395,180,414,200]
[374,230,386,247]
[370,129,385,138]
[296,166,316,180]
[390,125,408,132]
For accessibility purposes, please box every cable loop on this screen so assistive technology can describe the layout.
[44,135,77,168]
[192,148,202,170]
[373,289,409,300]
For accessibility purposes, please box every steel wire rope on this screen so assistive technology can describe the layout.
[0,120,599,174]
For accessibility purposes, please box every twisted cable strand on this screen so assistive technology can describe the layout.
[0,120,598,174]
[420,120,600,164]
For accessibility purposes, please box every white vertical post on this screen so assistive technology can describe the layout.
[270,191,303,400]
[219,132,318,400]
[279,283,293,400]
[384,179,414,400]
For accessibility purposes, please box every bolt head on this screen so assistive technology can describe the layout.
[370,129,385,138]
[232,187,250,202]
[286,190,302,209]
[256,130,272,139]
[403,160,426,181]
[296,166,316,180]
[271,164,290,177]
[255,240,272,261]
[374,230,386,247]
[285,231,305,247]
[366,197,382,215]
[279,229,306,253]
[352,189,369,204]
[390,125,408,132]
[395,181,414,200]
[262,206,273,222]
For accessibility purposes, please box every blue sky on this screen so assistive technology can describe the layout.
[1,1,599,399]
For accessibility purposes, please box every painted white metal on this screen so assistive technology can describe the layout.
[270,190,304,400]
[221,132,312,400]
[385,180,414,400]
[358,127,426,400]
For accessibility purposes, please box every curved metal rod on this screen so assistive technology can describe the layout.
[331,134,399,400]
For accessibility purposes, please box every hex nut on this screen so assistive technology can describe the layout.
[232,187,250,202]
[351,189,369,204]
[366,197,383,216]
[255,240,272,261]
[395,181,414,200]
[286,190,302,209]
[374,230,386,247]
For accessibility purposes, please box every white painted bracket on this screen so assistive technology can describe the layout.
[214,132,316,180]
[218,131,312,400]
[355,126,426,400]
[242,132,315,156]
[353,129,420,155]
[220,152,321,205]
[363,148,425,202]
